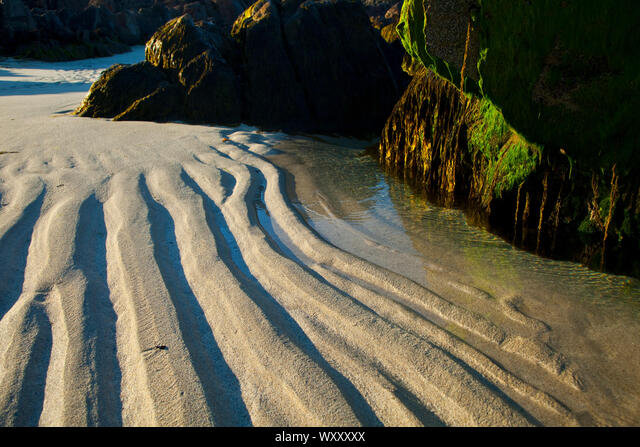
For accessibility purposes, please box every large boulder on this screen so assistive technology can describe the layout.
[144,14,242,125]
[381,0,640,277]
[179,49,242,124]
[230,0,405,134]
[78,2,407,136]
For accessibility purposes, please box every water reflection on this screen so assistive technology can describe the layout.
[271,135,640,319]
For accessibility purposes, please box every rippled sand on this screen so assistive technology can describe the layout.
[0,50,638,426]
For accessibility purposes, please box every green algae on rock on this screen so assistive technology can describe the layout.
[396,0,640,167]
[380,0,640,277]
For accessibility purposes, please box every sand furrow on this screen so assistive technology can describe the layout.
[147,165,364,426]
[0,185,46,322]
[102,172,213,426]
[309,263,576,424]
[0,300,51,426]
[183,156,534,426]
[217,140,585,406]
[47,194,122,426]
[0,192,82,427]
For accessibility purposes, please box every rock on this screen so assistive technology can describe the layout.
[384,2,400,20]
[114,83,184,121]
[0,0,38,46]
[114,10,141,45]
[212,0,249,27]
[179,49,242,124]
[382,0,640,277]
[231,0,311,130]
[145,14,227,74]
[80,0,407,136]
[136,5,177,39]
[182,1,208,22]
[88,0,114,12]
[36,11,73,41]
[145,14,242,123]
[1,0,229,60]
[280,0,402,134]
[75,61,169,117]
[397,0,478,81]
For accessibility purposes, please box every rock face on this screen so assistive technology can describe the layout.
[77,4,407,136]
[0,0,233,60]
[380,0,640,277]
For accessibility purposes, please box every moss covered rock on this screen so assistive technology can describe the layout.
[397,0,640,168]
[380,0,640,276]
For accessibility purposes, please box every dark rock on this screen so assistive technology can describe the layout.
[136,5,176,39]
[114,10,141,45]
[75,61,168,117]
[180,49,242,124]
[182,1,208,22]
[145,14,225,74]
[1,0,229,60]
[80,1,407,137]
[281,0,402,135]
[231,0,311,131]
[34,10,73,41]
[212,0,248,27]
[114,83,184,121]
[1,0,38,46]
[88,0,115,12]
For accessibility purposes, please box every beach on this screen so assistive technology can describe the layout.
[1,49,639,427]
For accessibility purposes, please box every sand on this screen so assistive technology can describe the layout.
[0,49,635,426]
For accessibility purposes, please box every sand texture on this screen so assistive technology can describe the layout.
[0,49,636,427]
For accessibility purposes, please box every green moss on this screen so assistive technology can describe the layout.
[467,98,540,199]
[475,0,639,169]
[398,0,640,171]
[397,0,481,95]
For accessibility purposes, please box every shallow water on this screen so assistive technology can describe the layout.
[268,135,640,425]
